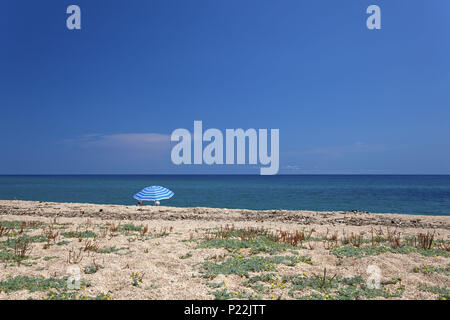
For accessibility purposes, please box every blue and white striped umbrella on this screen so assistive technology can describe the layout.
[133,186,174,202]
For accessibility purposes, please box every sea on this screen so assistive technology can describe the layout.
[0,175,449,216]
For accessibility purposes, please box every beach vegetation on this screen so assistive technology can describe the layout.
[210,288,235,300]
[194,225,315,254]
[62,230,98,239]
[82,239,100,252]
[43,256,58,261]
[413,264,450,275]
[179,252,192,259]
[284,273,405,300]
[204,281,224,289]
[330,244,449,258]
[67,247,83,264]
[0,208,447,300]
[242,273,277,287]
[0,273,105,300]
[84,261,104,274]
[0,247,31,266]
[0,225,12,237]
[44,291,111,300]
[130,272,144,287]
[98,246,129,254]
[145,282,158,290]
[42,225,60,247]
[1,220,42,231]
[211,288,264,300]
[2,235,46,248]
[0,275,67,293]
[200,254,311,278]
[119,223,143,233]
[418,284,450,300]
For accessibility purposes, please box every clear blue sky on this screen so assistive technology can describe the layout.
[1,0,449,174]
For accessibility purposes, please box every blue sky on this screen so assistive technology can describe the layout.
[1,0,449,174]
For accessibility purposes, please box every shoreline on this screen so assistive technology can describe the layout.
[0,200,449,230]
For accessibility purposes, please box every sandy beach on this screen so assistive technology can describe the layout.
[0,200,448,300]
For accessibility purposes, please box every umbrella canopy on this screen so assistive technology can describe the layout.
[133,186,174,202]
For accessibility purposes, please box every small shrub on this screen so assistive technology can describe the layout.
[200,254,311,278]
[179,252,192,259]
[130,272,144,287]
[62,231,97,239]
[84,261,104,274]
[0,275,67,293]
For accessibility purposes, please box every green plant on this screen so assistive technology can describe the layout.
[200,254,311,278]
[2,235,47,248]
[0,247,31,265]
[210,287,262,300]
[283,271,340,294]
[0,275,67,293]
[242,273,277,286]
[419,285,450,300]
[331,244,449,259]
[84,261,104,274]
[210,288,235,300]
[98,246,129,254]
[204,281,224,288]
[1,220,42,230]
[179,252,192,259]
[119,224,143,233]
[412,264,450,276]
[62,231,97,239]
[145,283,158,290]
[45,291,111,300]
[283,274,405,300]
[43,256,58,261]
[130,272,144,287]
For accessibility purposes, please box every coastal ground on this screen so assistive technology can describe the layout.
[0,200,448,300]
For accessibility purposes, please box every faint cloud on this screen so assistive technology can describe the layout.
[302,142,386,157]
[67,133,171,153]
[282,164,302,172]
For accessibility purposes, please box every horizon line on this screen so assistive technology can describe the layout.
[1,173,450,176]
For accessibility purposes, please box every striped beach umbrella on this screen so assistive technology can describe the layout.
[133,186,174,202]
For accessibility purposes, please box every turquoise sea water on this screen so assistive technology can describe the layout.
[0,175,449,216]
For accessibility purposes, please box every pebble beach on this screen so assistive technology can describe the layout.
[0,200,448,300]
